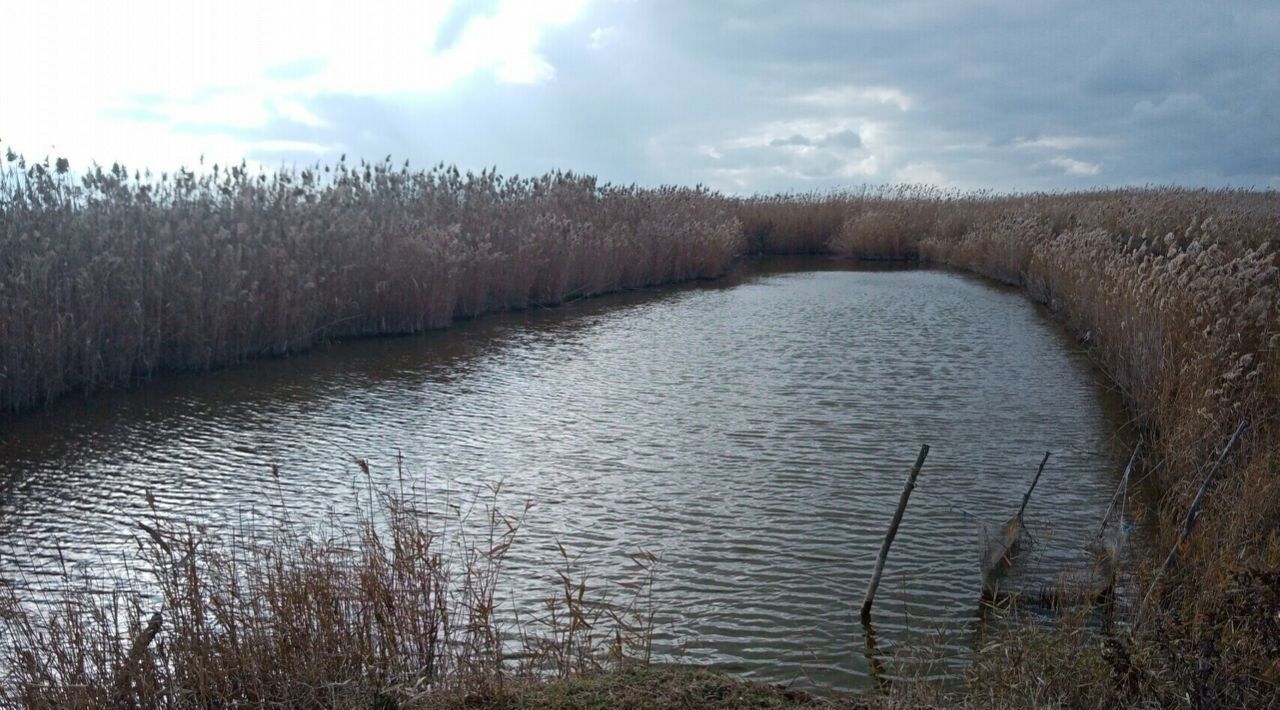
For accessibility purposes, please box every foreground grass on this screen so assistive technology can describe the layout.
[435,665,857,710]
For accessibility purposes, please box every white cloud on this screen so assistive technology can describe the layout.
[795,86,913,112]
[1048,156,1102,176]
[1015,135,1108,151]
[893,162,948,185]
[727,119,866,150]
[665,117,888,192]
[416,1,587,90]
[2,0,588,169]
[149,94,274,130]
[1134,93,1214,119]
[588,26,618,50]
[836,154,881,178]
[253,140,336,155]
[697,145,724,160]
[274,100,327,128]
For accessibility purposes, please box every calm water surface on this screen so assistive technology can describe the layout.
[0,258,1131,691]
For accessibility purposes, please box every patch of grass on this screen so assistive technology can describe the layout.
[442,665,863,710]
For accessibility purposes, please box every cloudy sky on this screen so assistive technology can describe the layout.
[5,0,1278,192]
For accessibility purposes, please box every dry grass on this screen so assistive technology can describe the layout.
[0,462,659,708]
[737,186,976,259]
[0,148,741,413]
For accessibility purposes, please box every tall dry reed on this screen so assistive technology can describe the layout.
[0,146,741,414]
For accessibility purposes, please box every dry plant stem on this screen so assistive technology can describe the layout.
[1135,418,1249,629]
[113,611,162,702]
[861,443,929,619]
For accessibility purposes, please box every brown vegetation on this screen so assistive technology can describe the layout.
[0,149,740,413]
[2,141,1278,706]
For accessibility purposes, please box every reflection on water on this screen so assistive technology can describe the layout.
[0,257,1131,692]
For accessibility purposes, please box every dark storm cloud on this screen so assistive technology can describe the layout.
[223,0,1280,192]
[627,0,1279,190]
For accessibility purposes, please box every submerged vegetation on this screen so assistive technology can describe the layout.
[1,143,1278,706]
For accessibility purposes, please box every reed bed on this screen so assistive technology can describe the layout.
[736,186,971,258]
[0,147,741,413]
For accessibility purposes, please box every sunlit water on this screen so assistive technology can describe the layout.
[0,258,1132,692]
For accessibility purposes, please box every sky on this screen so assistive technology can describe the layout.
[4,0,1279,193]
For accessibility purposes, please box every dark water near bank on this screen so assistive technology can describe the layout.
[0,258,1132,691]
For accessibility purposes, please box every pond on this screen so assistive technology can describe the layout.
[0,257,1132,692]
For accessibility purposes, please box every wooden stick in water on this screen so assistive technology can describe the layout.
[1096,440,1143,541]
[1017,451,1052,521]
[1136,419,1248,628]
[861,444,929,620]
[980,450,1051,598]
